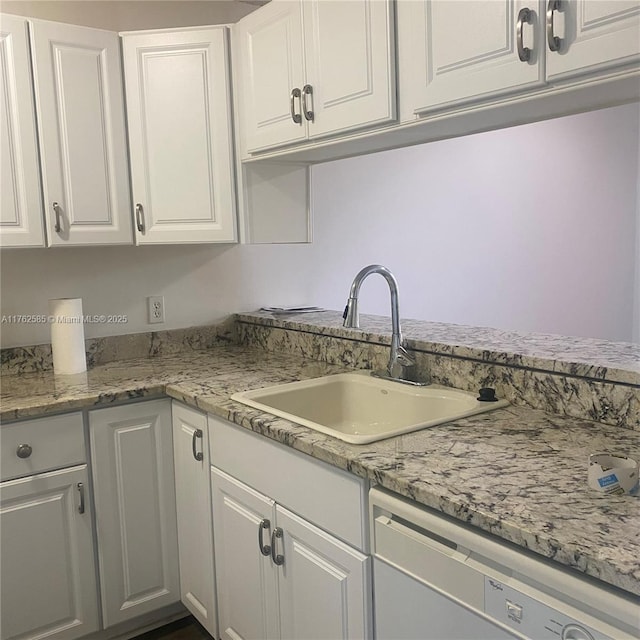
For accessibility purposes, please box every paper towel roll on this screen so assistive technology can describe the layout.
[49,298,87,375]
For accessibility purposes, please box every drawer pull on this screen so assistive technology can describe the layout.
[258,518,272,556]
[302,84,314,122]
[77,482,85,514]
[290,87,302,124]
[135,203,145,233]
[191,429,204,461]
[52,202,63,233]
[516,8,532,62]
[546,0,562,52]
[271,527,284,566]
[16,444,33,459]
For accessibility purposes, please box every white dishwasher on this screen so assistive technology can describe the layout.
[370,488,639,640]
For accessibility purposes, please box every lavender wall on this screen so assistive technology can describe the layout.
[1,103,638,347]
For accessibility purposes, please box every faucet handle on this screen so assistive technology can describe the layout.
[343,298,359,328]
[396,344,415,367]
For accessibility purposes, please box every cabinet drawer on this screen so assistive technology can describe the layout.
[1,413,85,481]
[208,415,368,551]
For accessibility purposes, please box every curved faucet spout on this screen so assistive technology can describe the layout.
[343,264,416,380]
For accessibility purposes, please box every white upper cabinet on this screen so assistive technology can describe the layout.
[399,0,640,120]
[122,27,236,244]
[235,0,396,154]
[545,0,640,80]
[235,2,307,153]
[29,19,133,245]
[398,0,545,116]
[0,14,45,248]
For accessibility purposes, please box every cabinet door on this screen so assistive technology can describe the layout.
[0,14,45,248]
[29,19,132,246]
[235,0,307,152]
[545,0,640,80]
[211,467,280,640]
[302,0,396,139]
[172,403,217,637]
[276,505,371,640]
[89,399,179,627]
[0,465,99,640]
[122,28,236,244]
[398,0,545,118]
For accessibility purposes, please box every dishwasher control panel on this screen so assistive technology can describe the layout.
[485,578,612,640]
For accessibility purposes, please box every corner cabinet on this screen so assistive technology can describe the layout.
[209,415,371,640]
[88,399,180,628]
[121,27,237,244]
[0,14,45,248]
[234,0,396,155]
[171,403,217,637]
[29,18,133,245]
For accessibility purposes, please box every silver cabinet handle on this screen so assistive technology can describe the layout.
[302,84,314,122]
[290,87,302,124]
[516,8,532,62]
[270,527,284,566]
[258,519,272,556]
[135,203,145,232]
[191,429,203,461]
[16,443,33,459]
[546,0,562,52]
[77,482,85,514]
[52,202,62,233]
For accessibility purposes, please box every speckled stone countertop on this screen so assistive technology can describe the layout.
[237,311,640,385]
[1,344,639,598]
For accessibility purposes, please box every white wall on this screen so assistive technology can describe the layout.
[1,103,638,347]
[307,102,640,342]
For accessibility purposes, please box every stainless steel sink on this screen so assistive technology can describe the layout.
[231,372,508,444]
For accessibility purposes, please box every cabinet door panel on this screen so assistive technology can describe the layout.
[303,0,396,138]
[276,505,371,640]
[211,467,280,640]
[0,466,99,640]
[0,14,45,248]
[89,399,179,627]
[398,0,545,117]
[546,0,640,80]
[235,0,307,152]
[172,403,217,637]
[122,28,236,244]
[29,19,132,245]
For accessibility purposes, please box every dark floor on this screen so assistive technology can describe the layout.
[134,616,211,640]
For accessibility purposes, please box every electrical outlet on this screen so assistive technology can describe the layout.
[147,296,165,324]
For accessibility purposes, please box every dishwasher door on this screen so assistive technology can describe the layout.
[370,487,639,640]
[375,558,517,639]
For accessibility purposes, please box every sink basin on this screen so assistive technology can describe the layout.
[231,372,508,444]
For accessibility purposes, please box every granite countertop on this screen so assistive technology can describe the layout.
[1,344,639,598]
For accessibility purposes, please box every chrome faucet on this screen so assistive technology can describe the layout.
[343,265,426,384]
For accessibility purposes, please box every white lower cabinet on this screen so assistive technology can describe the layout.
[0,465,99,640]
[211,467,280,640]
[0,412,98,640]
[89,400,180,627]
[209,416,371,640]
[172,403,217,637]
[275,505,370,640]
